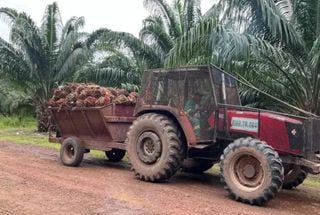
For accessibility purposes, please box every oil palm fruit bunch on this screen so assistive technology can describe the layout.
[48,83,138,108]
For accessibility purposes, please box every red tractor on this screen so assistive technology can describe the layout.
[126,64,320,205]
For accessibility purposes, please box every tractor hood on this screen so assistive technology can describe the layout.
[218,109,305,156]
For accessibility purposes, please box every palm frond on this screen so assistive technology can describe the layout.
[0,79,33,115]
[55,46,88,81]
[9,12,48,81]
[120,83,140,92]
[219,0,302,49]
[40,2,63,48]
[0,37,30,84]
[86,28,110,48]
[100,31,161,68]
[183,0,202,30]
[165,18,219,66]
[292,0,320,50]
[144,0,181,38]
[172,0,185,33]
[275,0,293,20]
[140,16,174,59]
[0,7,19,26]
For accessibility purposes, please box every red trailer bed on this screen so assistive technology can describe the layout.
[49,104,135,151]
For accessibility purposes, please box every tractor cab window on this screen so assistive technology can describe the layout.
[153,70,187,107]
[150,68,215,140]
[211,67,240,105]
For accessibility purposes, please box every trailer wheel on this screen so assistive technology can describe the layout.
[182,159,214,174]
[105,149,126,162]
[220,138,283,205]
[60,137,84,167]
[283,165,307,189]
[126,113,185,182]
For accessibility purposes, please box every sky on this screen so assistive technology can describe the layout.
[0,0,215,41]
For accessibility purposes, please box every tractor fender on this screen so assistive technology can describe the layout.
[135,105,197,146]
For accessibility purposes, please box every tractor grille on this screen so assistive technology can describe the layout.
[304,118,320,160]
[286,122,304,151]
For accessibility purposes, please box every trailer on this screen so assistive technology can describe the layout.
[49,103,135,166]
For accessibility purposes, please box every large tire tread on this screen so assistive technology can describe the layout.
[127,113,185,182]
[220,137,283,205]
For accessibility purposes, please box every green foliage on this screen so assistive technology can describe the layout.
[0,116,36,129]
[75,37,147,87]
[78,0,206,88]
[0,128,59,150]
[166,0,320,115]
[0,79,33,116]
[0,2,91,130]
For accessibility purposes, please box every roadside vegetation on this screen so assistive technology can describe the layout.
[0,116,57,149]
[0,116,105,157]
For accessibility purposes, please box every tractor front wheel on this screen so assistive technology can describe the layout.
[126,113,185,182]
[220,138,284,205]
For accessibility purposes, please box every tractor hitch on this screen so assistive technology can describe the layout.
[281,156,320,175]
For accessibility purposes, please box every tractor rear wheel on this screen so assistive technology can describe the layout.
[60,137,84,167]
[105,149,126,162]
[220,138,283,205]
[126,113,185,182]
[182,159,214,174]
[283,165,307,189]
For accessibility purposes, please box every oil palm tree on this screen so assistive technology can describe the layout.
[79,0,205,88]
[0,2,90,131]
[140,0,202,61]
[167,0,320,115]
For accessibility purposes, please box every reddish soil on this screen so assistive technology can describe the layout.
[0,141,320,215]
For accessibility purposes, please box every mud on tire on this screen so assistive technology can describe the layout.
[283,165,307,190]
[60,137,84,167]
[220,137,284,205]
[126,113,185,182]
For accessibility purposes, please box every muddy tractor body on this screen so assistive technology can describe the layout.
[127,64,320,205]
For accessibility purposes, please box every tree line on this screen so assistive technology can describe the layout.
[0,0,319,131]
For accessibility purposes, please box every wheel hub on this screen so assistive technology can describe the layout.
[144,139,156,155]
[137,132,162,164]
[243,164,256,178]
[65,145,75,159]
[234,155,264,188]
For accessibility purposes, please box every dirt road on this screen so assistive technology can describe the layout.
[0,141,319,215]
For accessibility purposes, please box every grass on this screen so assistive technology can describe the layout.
[0,115,36,129]
[0,116,105,158]
[304,175,320,188]
[0,128,60,150]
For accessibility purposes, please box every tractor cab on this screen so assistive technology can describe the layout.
[135,65,240,142]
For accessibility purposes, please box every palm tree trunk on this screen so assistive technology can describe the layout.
[36,102,50,132]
